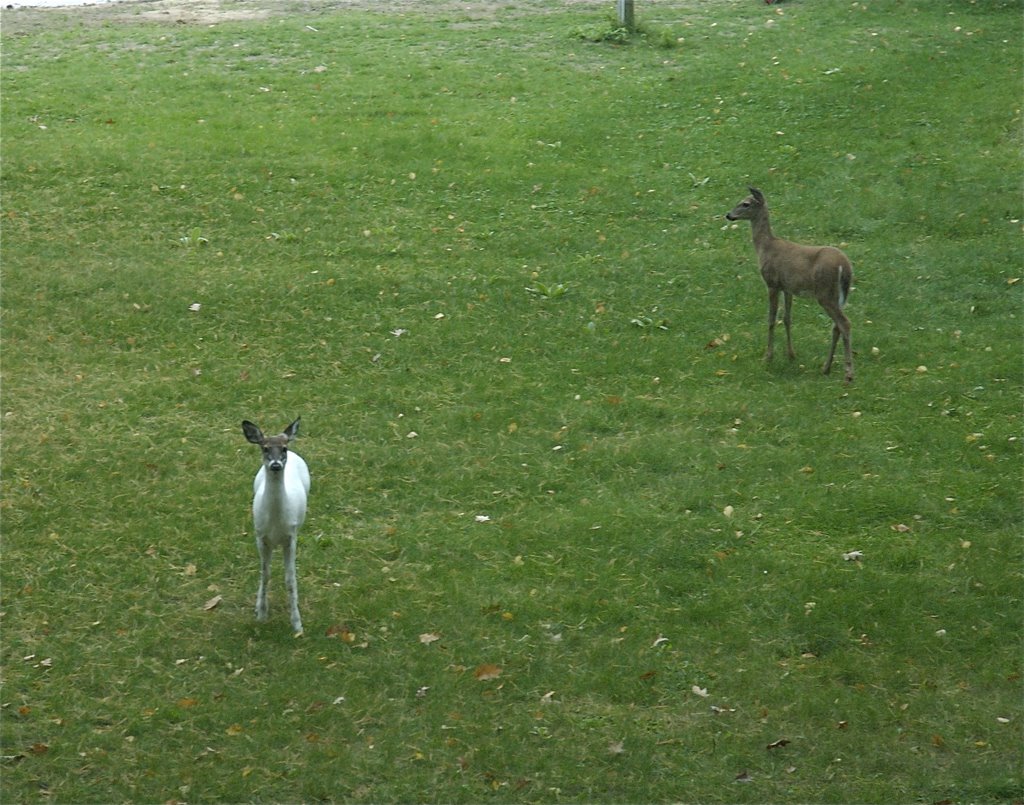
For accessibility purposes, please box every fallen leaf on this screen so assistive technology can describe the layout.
[326,624,355,643]
[202,595,222,611]
[474,664,502,681]
[842,550,864,561]
[892,523,912,533]
[722,505,734,518]
[767,738,791,750]
[177,698,199,709]
[607,740,626,755]
[419,632,441,645]
[29,743,49,755]
[691,685,709,698]
[226,724,244,736]
[735,770,753,783]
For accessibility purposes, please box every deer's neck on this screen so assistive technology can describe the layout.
[261,467,289,501]
[750,211,775,254]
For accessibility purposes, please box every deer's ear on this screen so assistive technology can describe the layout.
[242,421,264,444]
[748,187,765,203]
[284,417,301,440]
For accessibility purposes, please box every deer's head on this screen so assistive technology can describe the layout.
[243,418,300,474]
[726,187,766,222]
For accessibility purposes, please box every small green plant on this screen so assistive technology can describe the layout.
[525,281,569,299]
[573,15,678,48]
[629,308,669,330]
[573,23,632,45]
[177,226,209,247]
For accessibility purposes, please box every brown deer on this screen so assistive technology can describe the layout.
[726,187,854,383]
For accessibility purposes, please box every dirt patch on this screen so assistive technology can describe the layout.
[2,0,609,31]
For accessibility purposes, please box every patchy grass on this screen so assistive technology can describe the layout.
[1,1,1021,802]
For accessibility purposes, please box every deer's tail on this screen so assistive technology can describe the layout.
[838,263,852,309]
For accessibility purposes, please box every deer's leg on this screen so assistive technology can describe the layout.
[839,312,854,383]
[283,535,303,635]
[822,307,853,383]
[782,292,796,360]
[255,536,271,622]
[824,323,840,375]
[765,288,780,362]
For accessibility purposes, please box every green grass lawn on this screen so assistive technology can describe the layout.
[1,0,1021,801]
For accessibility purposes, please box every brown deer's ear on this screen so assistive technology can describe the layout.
[748,187,765,203]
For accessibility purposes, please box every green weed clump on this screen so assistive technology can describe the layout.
[1,1,1020,802]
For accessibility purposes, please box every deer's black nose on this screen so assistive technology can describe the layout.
[269,461,284,472]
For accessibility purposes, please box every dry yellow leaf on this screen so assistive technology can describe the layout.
[474,664,502,681]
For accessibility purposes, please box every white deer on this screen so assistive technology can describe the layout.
[726,187,854,383]
[242,417,310,635]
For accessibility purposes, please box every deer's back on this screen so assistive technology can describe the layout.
[759,239,851,295]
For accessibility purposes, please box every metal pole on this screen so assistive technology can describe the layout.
[617,0,634,29]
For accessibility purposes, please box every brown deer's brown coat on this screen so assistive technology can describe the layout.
[726,187,854,383]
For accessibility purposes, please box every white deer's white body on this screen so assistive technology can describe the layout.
[251,452,310,547]
[243,418,310,634]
